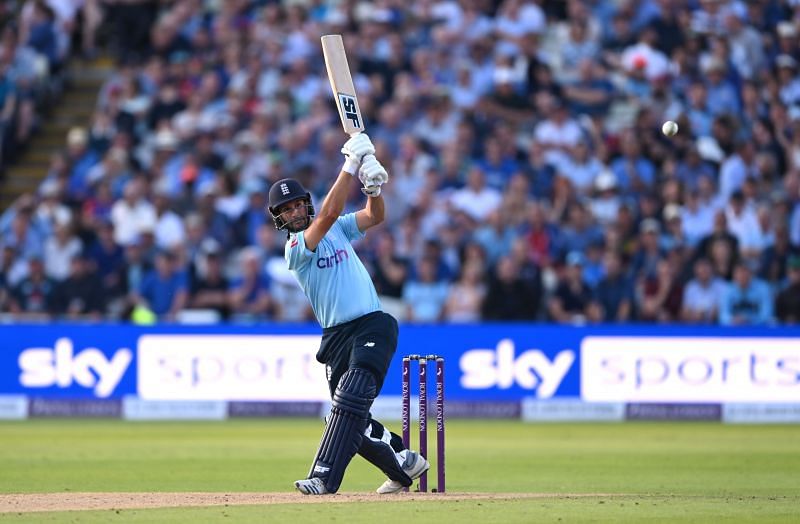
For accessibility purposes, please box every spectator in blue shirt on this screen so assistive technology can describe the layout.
[137,250,188,320]
[588,250,633,323]
[681,258,726,324]
[609,130,655,194]
[228,247,272,320]
[402,257,450,323]
[719,262,773,326]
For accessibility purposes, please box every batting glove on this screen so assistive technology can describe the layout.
[359,155,387,197]
[341,133,375,175]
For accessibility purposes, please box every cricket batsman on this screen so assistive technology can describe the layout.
[267,133,429,495]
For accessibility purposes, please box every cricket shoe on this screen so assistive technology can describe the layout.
[376,450,430,494]
[295,477,329,495]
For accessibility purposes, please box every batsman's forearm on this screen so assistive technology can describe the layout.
[366,192,385,223]
[317,171,352,219]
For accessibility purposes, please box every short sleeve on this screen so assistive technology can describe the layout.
[338,213,366,242]
[286,232,314,270]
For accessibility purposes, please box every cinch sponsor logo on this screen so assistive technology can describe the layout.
[581,337,800,402]
[316,248,349,269]
[18,338,132,398]
[459,339,575,398]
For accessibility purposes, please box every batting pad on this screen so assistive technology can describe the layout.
[309,368,377,493]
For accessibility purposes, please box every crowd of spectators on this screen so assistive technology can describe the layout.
[1,0,800,326]
[0,0,75,171]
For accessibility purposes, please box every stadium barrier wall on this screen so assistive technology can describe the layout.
[1,323,798,422]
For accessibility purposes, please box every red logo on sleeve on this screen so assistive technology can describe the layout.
[290,238,298,248]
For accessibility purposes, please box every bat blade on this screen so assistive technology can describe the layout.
[321,34,364,136]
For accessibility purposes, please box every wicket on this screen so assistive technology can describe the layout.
[402,354,445,493]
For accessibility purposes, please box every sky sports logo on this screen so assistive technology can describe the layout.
[459,339,575,398]
[18,338,132,398]
[581,337,800,402]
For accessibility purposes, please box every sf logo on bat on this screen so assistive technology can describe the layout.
[338,93,361,130]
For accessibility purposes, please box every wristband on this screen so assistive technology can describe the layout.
[342,157,359,175]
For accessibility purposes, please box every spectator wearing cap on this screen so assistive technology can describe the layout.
[719,262,773,326]
[228,247,272,321]
[548,251,593,325]
[703,58,741,117]
[53,254,105,320]
[136,249,188,321]
[588,250,633,323]
[771,22,799,66]
[477,57,534,127]
[34,179,70,238]
[775,55,800,110]
[620,25,670,82]
[775,255,800,324]
[8,256,56,319]
[64,127,100,200]
[589,169,621,225]
[681,258,727,324]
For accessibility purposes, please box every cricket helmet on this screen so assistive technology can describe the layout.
[267,178,315,233]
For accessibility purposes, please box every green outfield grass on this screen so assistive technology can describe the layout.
[1,419,799,522]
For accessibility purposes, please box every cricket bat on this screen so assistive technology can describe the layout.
[321,34,364,137]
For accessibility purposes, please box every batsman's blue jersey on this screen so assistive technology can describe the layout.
[286,213,381,328]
